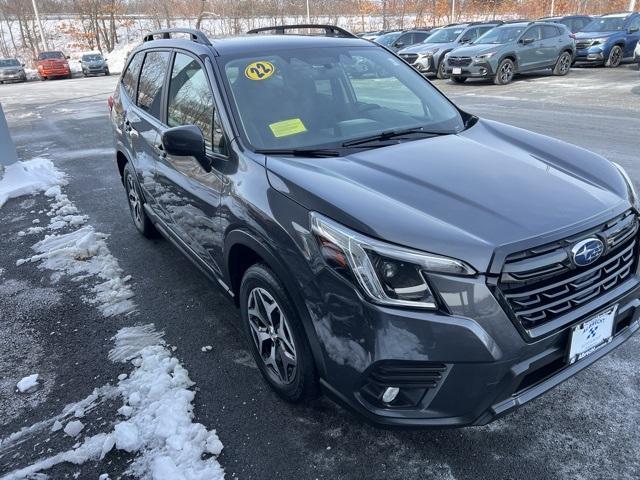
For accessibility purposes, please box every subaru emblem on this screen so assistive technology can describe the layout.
[571,238,604,267]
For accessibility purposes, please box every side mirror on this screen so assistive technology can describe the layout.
[22,63,25,67]
[460,37,472,43]
[161,125,211,172]
[520,37,535,45]
[629,27,639,34]
[394,41,405,48]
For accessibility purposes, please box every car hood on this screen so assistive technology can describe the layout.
[0,65,22,71]
[574,31,619,40]
[448,44,503,56]
[398,42,451,54]
[266,119,630,272]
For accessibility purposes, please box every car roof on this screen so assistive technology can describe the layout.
[139,34,375,57]
[601,12,635,18]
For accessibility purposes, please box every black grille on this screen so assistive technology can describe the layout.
[448,56,472,67]
[498,211,639,333]
[400,53,418,64]
[367,361,447,388]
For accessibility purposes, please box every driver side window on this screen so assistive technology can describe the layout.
[167,52,227,156]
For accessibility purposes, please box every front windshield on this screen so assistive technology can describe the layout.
[82,54,103,61]
[375,32,401,46]
[221,47,464,151]
[424,27,465,43]
[581,17,625,32]
[0,59,19,67]
[38,51,65,60]
[475,26,526,44]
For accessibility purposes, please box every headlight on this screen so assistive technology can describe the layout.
[613,162,638,205]
[419,48,439,57]
[310,212,476,309]
[473,52,496,63]
[591,38,608,46]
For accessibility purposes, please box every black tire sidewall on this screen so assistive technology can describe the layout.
[239,264,317,402]
[554,52,571,75]
[123,163,156,237]
[494,59,514,85]
[607,46,622,67]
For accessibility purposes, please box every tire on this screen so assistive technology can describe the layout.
[123,162,157,238]
[436,59,447,79]
[450,76,467,83]
[239,263,319,403]
[606,45,623,68]
[553,51,572,76]
[40,76,47,81]
[494,58,515,85]
[105,69,110,76]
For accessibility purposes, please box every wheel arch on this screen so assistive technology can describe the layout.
[498,53,518,71]
[116,149,130,184]
[224,228,328,378]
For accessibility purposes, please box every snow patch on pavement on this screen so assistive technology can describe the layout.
[0,158,65,208]
[17,226,135,317]
[15,374,39,393]
[1,325,225,480]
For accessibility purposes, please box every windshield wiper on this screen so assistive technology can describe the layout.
[255,148,341,158]
[342,127,449,148]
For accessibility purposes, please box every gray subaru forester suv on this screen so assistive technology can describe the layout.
[444,21,575,84]
[111,25,639,428]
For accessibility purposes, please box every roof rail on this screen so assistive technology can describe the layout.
[142,28,211,46]
[602,11,633,15]
[502,19,532,24]
[247,24,357,38]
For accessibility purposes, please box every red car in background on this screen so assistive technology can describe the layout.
[36,51,71,80]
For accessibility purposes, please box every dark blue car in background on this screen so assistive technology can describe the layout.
[574,12,640,67]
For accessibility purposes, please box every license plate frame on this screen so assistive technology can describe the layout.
[567,304,617,365]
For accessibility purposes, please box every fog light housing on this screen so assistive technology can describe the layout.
[382,386,400,403]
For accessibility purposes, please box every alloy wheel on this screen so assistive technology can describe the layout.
[126,174,143,228]
[247,287,297,385]
[559,53,571,74]
[500,62,513,83]
[609,47,622,67]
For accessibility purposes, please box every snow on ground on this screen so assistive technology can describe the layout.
[1,325,225,480]
[0,159,66,208]
[15,374,39,393]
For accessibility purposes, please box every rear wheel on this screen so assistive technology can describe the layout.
[553,52,572,76]
[450,76,467,83]
[239,264,318,402]
[123,162,157,238]
[494,58,515,85]
[606,46,623,67]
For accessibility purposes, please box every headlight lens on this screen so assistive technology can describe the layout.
[473,52,496,63]
[310,212,476,309]
[420,48,439,57]
[613,162,638,205]
[591,38,607,46]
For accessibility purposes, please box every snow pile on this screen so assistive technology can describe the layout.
[106,43,139,74]
[0,158,66,208]
[16,374,39,393]
[1,325,225,480]
[43,185,88,230]
[17,226,135,317]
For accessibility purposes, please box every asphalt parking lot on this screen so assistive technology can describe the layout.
[1,64,639,479]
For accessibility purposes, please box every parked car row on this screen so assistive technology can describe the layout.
[385,11,640,84]
[0,50,110,84]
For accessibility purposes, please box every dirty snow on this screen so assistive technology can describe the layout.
[0,158,66,208]
[15,374,39,393]
[1,325,225,480]
[17,225,135,317]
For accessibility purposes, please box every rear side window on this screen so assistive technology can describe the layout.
[137,51,171,119]
[542,25,560,39]
[167,53,214,149]
[122,52,143,100]
[413,32,428,43]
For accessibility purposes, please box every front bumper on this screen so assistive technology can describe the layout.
[314,267,640,428]
[574,46,606,64]
[0,71,26,82]
[445,62,495,78]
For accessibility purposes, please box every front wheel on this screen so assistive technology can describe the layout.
[436,59,447,79]
[239,263,318,403]
[105,69,110,76]
[606,46,623,68]
[123,163,157,238]
[450,76,467,83]
[494,58,515,85]
[553,52,572,76]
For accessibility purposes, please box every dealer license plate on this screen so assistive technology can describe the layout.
[568,305,617,364]
[452,67,462,75]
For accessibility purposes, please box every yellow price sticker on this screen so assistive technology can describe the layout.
[245,61,275,80]
[269,118,307,138]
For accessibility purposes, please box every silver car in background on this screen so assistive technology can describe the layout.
[0,58,27,84]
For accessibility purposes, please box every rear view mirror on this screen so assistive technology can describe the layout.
[161,125,211,172]
[460,37,472,43]
[520,37,535,45]
[629,27,639,33]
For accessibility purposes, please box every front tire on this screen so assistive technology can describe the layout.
[239,263,318,403]
[494,58,515,85]
[123,163,157,238]
[436,59,447,79]
[606,46,623,68]
[553,51,572,76]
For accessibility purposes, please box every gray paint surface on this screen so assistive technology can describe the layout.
[0,103,19,166]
